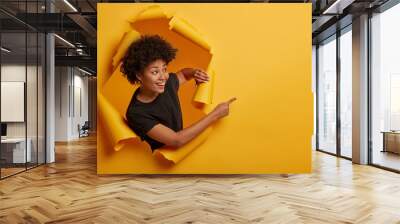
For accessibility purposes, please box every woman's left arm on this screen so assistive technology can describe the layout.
[176,68,209,86]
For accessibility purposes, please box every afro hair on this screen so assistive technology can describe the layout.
[121,35,177,84]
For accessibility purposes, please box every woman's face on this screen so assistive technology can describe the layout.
[137,59,169,94]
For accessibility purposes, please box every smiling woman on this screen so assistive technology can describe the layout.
[121,35,236,151]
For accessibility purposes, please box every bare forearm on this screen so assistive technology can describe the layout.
[175,111,218,147]
[146,97,236,148]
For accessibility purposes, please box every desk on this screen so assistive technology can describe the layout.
[1,138,31,163]
[381,131,400,154]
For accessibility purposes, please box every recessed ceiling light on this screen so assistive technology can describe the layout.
[54,34,75,48]
[322,0,355,15]
[1,47,11,53]
[63,0,78,12]
[77,67,93,76]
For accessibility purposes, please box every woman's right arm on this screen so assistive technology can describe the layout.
[146,97,236,148]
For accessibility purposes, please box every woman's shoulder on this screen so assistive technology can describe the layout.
[167,72,179,91]
[126,91,147,118]
[169,72,178,80]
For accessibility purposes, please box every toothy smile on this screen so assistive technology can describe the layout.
[156,82,165,87]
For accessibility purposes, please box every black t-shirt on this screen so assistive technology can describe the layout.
[126,73,183,151]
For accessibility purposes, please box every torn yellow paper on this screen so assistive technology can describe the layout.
[193,65,215,105]
[98,92,137,151]
[169,16,211,51]
[130,5,172,23]
[97,3,313,174]
[112,30,141,68]
[102,63,139,117]
[154,127,212,163]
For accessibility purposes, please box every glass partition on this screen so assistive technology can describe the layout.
[0,1,46,179]
[339,27,352,158]
[1,30,28,177]
[371,3,400,171]
[317,35,337,154]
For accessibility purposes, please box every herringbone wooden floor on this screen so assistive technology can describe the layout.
[1,134,400,224]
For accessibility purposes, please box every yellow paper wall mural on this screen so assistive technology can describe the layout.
[97,3,313,174]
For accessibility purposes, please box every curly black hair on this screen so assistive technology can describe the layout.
[121,35,177,84]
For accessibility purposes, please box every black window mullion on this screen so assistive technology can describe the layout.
[44,0,48,165]
[72,68,75,118]
[367,11,373,165]
[316,45,319,150]
[36,0,39,168]
[336,30,341,157]
[24,0,28,171]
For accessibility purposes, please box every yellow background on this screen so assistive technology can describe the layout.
[97,3,313,174]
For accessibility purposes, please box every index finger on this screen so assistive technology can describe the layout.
[227,97,237,104]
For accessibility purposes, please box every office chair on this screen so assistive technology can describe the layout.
[79,121,90,138]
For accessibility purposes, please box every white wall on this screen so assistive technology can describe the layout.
[55,66,70,141]
[1,65,38,138]
[54,67,89,141]
[312,45,316,151]
[73,73,89,137]
[1,63,46,164]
